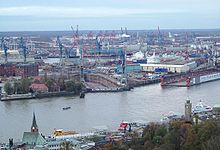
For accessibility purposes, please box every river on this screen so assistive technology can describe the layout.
[0,80,220,142]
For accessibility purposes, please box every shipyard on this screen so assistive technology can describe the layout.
[1,29,220,99]
[1,0,220,149]
[1,29,220,149]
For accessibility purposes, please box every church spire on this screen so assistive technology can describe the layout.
[31,112,38,132]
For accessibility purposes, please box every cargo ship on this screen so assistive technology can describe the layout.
[189,72,220,86]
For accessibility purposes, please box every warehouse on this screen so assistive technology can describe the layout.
[140,63,190,73]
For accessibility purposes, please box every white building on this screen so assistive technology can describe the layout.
[140,63,190,73]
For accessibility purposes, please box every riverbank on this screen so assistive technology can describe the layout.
[0,93,35,101]
[0,91,77,101]
[0,87,130,101]
[0,79,161,101]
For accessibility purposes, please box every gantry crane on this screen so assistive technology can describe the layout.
[71,25,84,82]
[1,37,9,63]
[56,36,65,65]
[19,37,28,63]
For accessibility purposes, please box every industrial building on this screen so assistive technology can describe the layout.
[0,63,39,77]
[15,63,39,77]
[140,63,189,73]
[0,63,16,76]
[140,61,197,73]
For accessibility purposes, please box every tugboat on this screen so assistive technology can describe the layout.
[129,86,134,90]
[62,106,71,110]
[79,91,85,98]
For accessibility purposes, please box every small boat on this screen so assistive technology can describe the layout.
[118,121,129,131]
[62,106,71,110]
[192,100,212,114]
[160,111,183,123]
[53,128,78,136]
[79,91,85,98]
[129,86,134,90]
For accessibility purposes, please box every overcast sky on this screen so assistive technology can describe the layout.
[0,0,220,31]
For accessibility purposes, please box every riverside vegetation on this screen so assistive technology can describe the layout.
[3,77,83,95]
[104,120,220,150]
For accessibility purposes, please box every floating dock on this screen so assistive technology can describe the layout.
[161,70,220,87]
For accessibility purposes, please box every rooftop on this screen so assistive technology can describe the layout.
[213,104,220,109]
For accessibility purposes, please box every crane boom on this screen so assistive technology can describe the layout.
[19,37,28,63]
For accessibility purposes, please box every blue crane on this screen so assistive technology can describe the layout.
[57,35,70,61]
[121,48,126,74]
[56,36,64,59]
[19,37,28,63]
[1,37,9,63]
[57,35,79,60]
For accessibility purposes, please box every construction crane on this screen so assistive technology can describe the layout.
[71,25,79,48]
[71,25,84,82]
[120,45,128,86]
[56,36,65,65]
[19,37,28,63]
[1,37,9,63]
[122,47,126,74]
[56,36,76,62]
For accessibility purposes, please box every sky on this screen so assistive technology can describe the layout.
[0,0,220,31]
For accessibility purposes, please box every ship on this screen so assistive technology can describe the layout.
[79,91,85,98]
[53,128,78,136]
[62,106,71,110]
[131,51,147,64]
[192,100,212,114]
[160,111,183,123]
[146,52,160,64]
[189,71,220,86]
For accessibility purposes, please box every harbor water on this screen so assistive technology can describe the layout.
[0,80,220,142]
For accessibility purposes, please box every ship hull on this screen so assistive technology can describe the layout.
[190,72,220,86]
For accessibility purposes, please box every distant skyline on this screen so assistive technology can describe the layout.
[0,0,220,31]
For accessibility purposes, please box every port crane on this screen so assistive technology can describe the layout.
[71,25,79,48]
[1,37,9,63]
[71,25,85,82]
[19,37,28,63]
[56,36,65,65]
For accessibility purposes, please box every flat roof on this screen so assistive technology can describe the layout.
[213,104,220,109]
[140,63,184,68]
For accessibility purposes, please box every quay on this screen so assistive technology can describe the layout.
[0,93,35,101]
[0,91,76,101]
[0,78,161,101]
[161,69,220,87]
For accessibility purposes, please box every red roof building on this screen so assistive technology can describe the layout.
[30,83,48,93]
